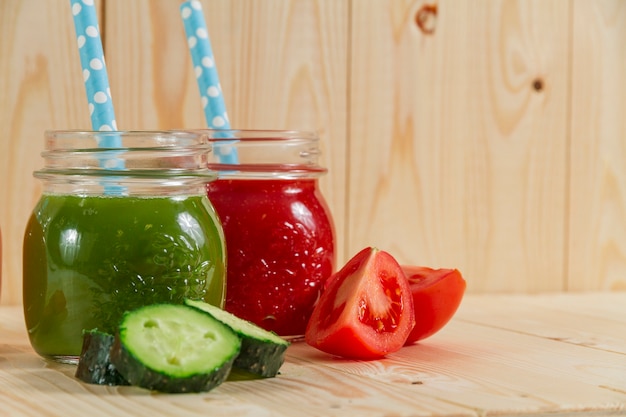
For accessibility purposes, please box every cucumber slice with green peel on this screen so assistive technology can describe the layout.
[75,329,129,386]
[184,299,290,377]
[110,304,241,393]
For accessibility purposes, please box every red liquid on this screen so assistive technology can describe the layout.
[207,178,335,336]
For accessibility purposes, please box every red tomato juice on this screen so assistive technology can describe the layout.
[207,177,335,337]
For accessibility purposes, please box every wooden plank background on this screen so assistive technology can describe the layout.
[1,0,626,305]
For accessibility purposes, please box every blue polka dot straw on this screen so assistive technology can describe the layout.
[70,0,124,188]
[180,0,238,164]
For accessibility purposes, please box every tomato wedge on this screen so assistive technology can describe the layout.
[304,247,415,360]
[402,266,466,344]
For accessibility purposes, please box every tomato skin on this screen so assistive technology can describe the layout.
[402,266,466,344]
[305,247,415,360]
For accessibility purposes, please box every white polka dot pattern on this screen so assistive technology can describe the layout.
[180,0,238,164]
[70,0,118,136]
[70,0,124,175]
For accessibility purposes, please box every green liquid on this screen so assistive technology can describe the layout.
[23,194,226,359]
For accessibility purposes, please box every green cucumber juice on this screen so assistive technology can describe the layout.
[23,194,225,360]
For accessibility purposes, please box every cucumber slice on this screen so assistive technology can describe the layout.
[75,329,129,386]
[110,304,241,393]
[185,299,290,377]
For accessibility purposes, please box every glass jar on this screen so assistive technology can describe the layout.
[205,130,336,338]
[23,130,226,363]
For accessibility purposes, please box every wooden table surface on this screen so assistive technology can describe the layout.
[1,292,625,417]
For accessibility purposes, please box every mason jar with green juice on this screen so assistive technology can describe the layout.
[23,130,226,363]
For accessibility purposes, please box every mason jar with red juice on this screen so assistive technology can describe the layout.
[205,130,336,338]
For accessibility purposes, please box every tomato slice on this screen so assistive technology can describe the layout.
[304,247,415,360]
[402,266,466,344]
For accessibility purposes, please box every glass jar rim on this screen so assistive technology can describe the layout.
[45,129,207,134]
[194,129,319,140]
[37,129,216,183]
[44,130,210,150]
[40,129,328,180]
[197,129,328,179]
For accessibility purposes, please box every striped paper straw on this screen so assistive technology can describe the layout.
[180,0,238,164]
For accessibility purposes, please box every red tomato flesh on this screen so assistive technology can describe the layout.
[305,247,415,360]
[402,266,466,344]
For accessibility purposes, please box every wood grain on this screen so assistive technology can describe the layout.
[569,0,626,291]
[348,0,570,293]
[457,292,626,354]
[0,0,101,304]
[0,293,625,416]
[2,0,626,304]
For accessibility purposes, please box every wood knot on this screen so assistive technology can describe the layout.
[415,3,438,35]
[532,78,544,92]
